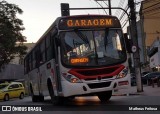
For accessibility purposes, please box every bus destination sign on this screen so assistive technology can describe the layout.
[59,16,120,29]
[67,19,112,27]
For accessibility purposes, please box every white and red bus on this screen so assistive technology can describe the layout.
[24,15,130,105]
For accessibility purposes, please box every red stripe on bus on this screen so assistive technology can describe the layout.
[68,65,125,79]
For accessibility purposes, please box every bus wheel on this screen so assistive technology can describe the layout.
[39,95,44,102]
[33,95,44,102]
[48,82,62,105]
[97,91,112,102]
[30,84,38,102]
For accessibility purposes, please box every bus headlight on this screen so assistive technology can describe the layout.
[116,68,128,79]
[62,73,82,83]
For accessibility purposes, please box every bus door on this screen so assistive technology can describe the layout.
[35,49,43,95]
[52,35,62,96]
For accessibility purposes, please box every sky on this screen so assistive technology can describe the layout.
[5,0,128,43]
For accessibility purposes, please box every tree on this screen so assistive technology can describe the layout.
[0,0,27,71]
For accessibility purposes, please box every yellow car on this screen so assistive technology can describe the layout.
[0,82,25,101]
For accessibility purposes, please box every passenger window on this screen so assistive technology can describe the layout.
[32,50,36,69]
[14,84,19,88]
[8,85,14,89]
[40,40,46,63]
[19,84,23,87]
[9,84,19,89]
[46,35,53,61]
[29,53,33,70]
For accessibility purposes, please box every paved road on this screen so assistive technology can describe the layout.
[0,85,160,114]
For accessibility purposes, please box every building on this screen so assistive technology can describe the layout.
[148,38,160,71]
[10,43,35,65]
[139,0,160,70]
[0,43,35,80]
[140,0,160,46]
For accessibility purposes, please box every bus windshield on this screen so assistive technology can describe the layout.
[60,29,127,67]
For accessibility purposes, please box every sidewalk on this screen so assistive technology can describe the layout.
[113,85,160,96]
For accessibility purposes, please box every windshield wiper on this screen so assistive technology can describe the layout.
[104,28,109,51]
[74,30,91,49]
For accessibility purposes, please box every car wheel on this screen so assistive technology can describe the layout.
[19,93,24,99]
[4,94,9,101]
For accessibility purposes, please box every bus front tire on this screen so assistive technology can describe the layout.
[97,91,112,102]
[32,95,44,102]
[49,87,63,105]
[48,82,63,105]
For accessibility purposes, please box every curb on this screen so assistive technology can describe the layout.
[112,93,141,96]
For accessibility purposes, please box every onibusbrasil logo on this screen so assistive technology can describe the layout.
[1,106,42,112]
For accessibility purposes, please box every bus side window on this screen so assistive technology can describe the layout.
[32,50,36,69]
[24,58,28,74]
[51,34,58,59]
[35,46,41,68]
[40,39,46,64]
[29,52,33,70]
[46,35,53,61]
[26,56,30,72]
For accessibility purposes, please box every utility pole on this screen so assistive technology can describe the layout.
[108,0,111,15]
[128,0,143,92]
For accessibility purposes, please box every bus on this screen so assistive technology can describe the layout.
[24,15,130,105]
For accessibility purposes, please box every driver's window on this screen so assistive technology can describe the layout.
[8,85,14,89]
[112,32,122,51]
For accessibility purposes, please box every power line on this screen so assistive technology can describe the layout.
[103,1,108,7]
[122,19,129,28]
[144,10,160,16]
[90,0,101,14]
[143,6,160,14]
[119,5,129,21]
[94,0,108,14]
[114,0,125,17]
[143,0,160,3]
[118,4,129,29]
[142,1,160,11]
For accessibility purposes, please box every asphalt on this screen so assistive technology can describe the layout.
[113,84,160,96]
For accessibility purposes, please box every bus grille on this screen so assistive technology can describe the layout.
[87,82,111,89]
[84,76,113,81]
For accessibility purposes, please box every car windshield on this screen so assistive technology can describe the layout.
[143,72,160,77]
[149,72,160,76]
[0,84,9,89]
[60,29,127,67]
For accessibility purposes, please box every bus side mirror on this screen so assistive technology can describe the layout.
[61,3,70,16]
[124,33,132,53]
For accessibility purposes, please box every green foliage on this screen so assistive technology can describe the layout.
[0,0,27,70]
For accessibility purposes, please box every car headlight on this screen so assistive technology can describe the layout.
[116,67,128,79]
[62,73,82,83]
